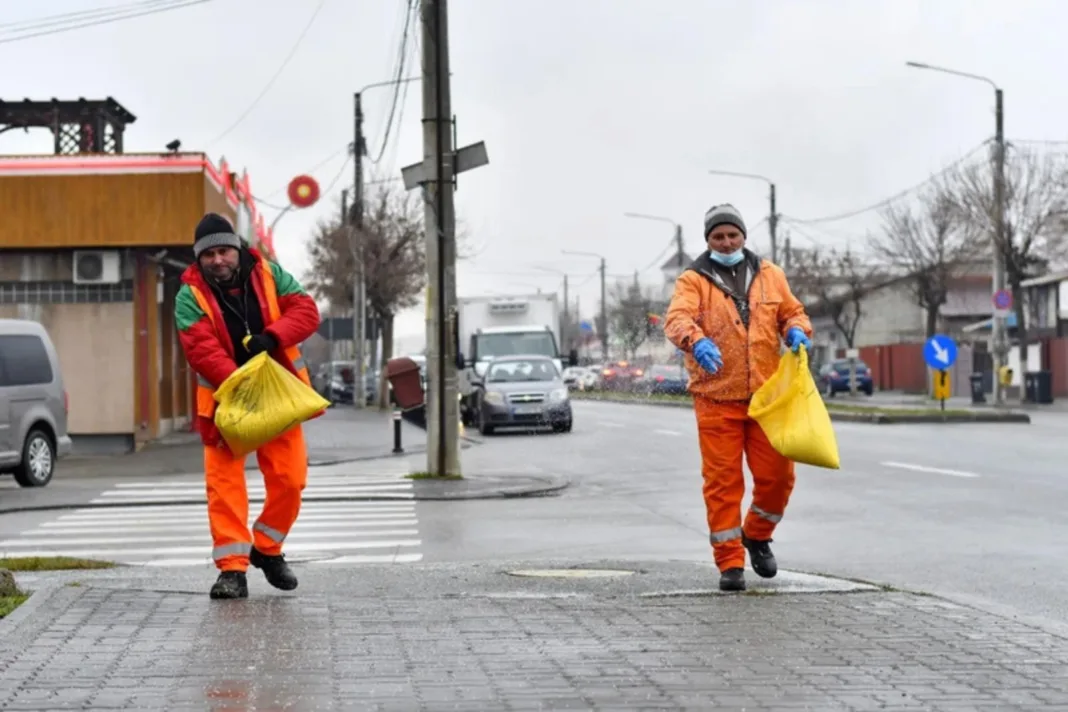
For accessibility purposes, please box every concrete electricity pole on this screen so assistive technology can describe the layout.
[351,93,367,408]
[706,170,778,263]
[401,0,489,476]
[905,61,1007,406]
[562,249,608,362]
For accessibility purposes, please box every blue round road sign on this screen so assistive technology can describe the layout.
[993,289,1012,310]
[923,333,958,370]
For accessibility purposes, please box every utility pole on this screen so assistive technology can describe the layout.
[992,87,1007,406]
[674,224,684,268]
[768,182,778,264]
[599,257,607,362]
[422,0,458,476]
[351,92,367,409]
[399,1,488,476]
[563,274,570,350]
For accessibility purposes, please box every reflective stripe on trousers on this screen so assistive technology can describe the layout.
[253,520,287,545]
[710,527,742,544]
[213,542,252,560]
[749,505,783,524]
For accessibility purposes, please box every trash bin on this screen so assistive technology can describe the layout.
[385,357,425,410]
[969,372,986,404]
[1024,370,1053,404]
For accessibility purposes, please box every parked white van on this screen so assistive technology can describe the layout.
[0,319,72,487]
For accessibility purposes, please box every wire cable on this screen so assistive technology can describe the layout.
[204,0,328,147]
[784,140,992,225]
[368,0,417,165]
[0,0,208,44]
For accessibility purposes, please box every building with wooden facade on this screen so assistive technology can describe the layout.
[0,151,280,452]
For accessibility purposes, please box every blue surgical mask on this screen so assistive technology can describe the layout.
[709,249,744,267]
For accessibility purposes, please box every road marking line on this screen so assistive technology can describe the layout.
[602,422,624,428]
[653,429,681,437]
[881,461,980,478]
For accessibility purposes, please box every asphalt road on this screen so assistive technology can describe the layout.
[417,399,1068,627]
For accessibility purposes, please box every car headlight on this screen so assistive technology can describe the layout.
[483,391,505,406]
[549,388,569,403]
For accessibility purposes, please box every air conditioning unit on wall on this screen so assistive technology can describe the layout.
[72,250,121,285]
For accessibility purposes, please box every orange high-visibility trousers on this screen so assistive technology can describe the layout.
[204,425,308,572]
[694,398,795,572]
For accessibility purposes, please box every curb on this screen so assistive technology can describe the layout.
[572,394,1032,424]
[0,476,572,515]
[407,474,571,500]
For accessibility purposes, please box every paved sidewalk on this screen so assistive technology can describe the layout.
[3,560,1068,710]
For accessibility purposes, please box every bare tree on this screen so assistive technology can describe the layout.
[947,145,1068,377]
[305,186,426,408]
[872,183,980,338]
[607,278,658,361]
[793,248,879,350]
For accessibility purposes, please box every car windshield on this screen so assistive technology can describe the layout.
[331,362,356,383]
[833,361,868,373]
[487,359,558,383]
[477,332,557,359]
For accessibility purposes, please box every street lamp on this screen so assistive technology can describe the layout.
[562,249,608,361]
[706,170,778,264]
[623,212,685,269]
[906,60,1006,406]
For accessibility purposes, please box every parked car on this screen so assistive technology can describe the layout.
[313,361,356,405]
[600,361,644,392]
[562,366,588,390]
[0,319,73,487]
[635,363,689,395]
[471,354,572,435]
[817,358,874,397]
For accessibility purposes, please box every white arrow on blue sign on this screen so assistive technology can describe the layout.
[923,333,958,370]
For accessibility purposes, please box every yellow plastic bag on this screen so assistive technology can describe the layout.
[747,344,841,469]
[213,351,330,457]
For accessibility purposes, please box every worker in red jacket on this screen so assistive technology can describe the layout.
[175,213,322,600]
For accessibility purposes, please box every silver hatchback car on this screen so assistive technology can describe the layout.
[0,319,73,487]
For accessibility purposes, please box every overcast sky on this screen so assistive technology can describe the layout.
[4,0,1067,352]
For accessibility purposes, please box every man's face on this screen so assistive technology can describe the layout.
[706,224,745,255]
[199,246,240,282]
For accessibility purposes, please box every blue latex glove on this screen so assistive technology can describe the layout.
[785,326,811,354]
[692,337,723,374]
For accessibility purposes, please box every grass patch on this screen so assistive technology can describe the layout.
[405,472,463,481]
[0,594,29,619]
[574,390,980,418]
[0,556,117,572]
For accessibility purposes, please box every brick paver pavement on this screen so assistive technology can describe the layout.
[2,562,1068,710]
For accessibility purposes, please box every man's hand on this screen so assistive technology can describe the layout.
[692,337,723,374]
[244,333,278,356]
[785,326,811,354]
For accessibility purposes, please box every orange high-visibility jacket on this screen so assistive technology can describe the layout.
[175,248,322,449]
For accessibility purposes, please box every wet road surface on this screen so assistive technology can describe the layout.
[417,400,1068,626]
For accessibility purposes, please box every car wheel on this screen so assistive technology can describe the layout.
[13,428,55,488]
[552,419,572,434]
[477,402,494,436]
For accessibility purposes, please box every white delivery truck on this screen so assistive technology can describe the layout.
[456,293,577,424]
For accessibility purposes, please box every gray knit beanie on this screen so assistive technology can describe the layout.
[193,213,243,258]
[703,203,747,237]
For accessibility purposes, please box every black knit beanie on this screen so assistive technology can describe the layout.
[193,213,242,257]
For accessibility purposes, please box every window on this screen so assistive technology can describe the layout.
[476,332,557,359]
[0,334,54,386]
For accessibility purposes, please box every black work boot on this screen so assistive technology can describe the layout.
[250,547,298,591]
[742,534,778,579]
[209,571,248,600]
[719,567,746,592]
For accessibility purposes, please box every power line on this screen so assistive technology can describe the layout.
[368,0,418,165]
[784,140,992,225]
[204,0,328,147]
[0,0,209,44]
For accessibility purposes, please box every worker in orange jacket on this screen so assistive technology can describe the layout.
[665,204,812,592]
[176,213,322,600]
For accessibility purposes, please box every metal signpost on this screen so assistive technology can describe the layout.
[923,334,958,412]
